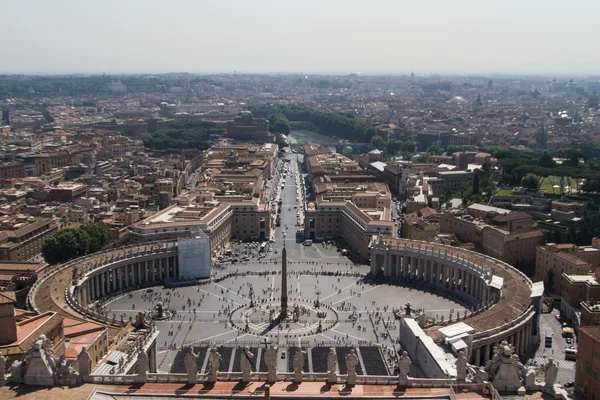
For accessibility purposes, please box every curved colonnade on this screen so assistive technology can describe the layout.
[29,237,537,368]
[370,237,537,366]
[28,241,180,329]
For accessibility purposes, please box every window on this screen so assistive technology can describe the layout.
[594,368,599,382]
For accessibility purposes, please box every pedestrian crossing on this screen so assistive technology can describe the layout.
[530,356,575,370]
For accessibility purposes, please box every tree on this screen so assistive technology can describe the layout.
[581,141,600,160]
[521,174,541,191]
[445,145,465,155]
[538,151,556,168]
[417,153,430,163]
[480,178,497,198]
[42,223,111,265]
[472,173,480,194]
[402,151,413,161]
[429,146,444,155]
[386,140,403,156]
[371,135,386,150]
[275,137,289,149]
[267,113,291,134]
[251,105,377,142]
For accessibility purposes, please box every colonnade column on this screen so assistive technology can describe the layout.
[468,273,474,297]
[483,344,490,364]
[384,253,392,276]
[89,279,94,301]
[100,273,105,297]
[107,270,113,293]
[116,267,123,292]
[441,264,446,287]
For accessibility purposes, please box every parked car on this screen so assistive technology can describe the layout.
[564,381,575,388]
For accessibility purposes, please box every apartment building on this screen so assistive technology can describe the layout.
[129,198,270,257]
[34,152,73,176]
[0,162,26,180]
[575,326,600,399]
[535,244,594,294]
[382,162,438,199]
[304,180,393,260]
[306,152,363,182]
[49,183,88,202]
[440,204,544,267]
[560,272,600,324]
[0,217,58,261]
[428,170,474,194]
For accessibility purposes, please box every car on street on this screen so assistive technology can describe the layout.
[564,381,574,388]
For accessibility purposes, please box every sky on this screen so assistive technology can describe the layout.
[1,0,599,76]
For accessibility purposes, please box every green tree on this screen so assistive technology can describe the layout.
[275,137,289,149]
[581,141,600,159]
[429,146,445,155]
[521,174,541,191]
[42,223,111,265]
[417,153,430,163]
[445,145,465,155]
[538,151,556,168]
[267,113,291,134]
[386,140,403,156]
[371,135,386,150]
[402,151,413,161]
[473,173,480,194]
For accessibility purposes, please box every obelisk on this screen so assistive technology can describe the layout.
[280,241,288,318]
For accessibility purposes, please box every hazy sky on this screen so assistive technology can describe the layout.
[2,0,599,75]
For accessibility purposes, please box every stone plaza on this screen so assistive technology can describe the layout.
[103,255,466,376]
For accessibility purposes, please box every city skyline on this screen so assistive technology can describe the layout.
[2,0,600,75]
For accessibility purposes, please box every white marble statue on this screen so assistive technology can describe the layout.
[77,347,92,379]
[240,346,254,382]
[184,347,198,384]
[345,349,359,386]
[264,345,278,382]
[398,351,412,386]
[208,348,222,382]
[455,350,468,382]
[293,349,307,382]
[327,348,337,383]
[136,349,149,383]
[544,358,558,388]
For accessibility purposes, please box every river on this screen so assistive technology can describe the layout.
[288,129,340,152]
